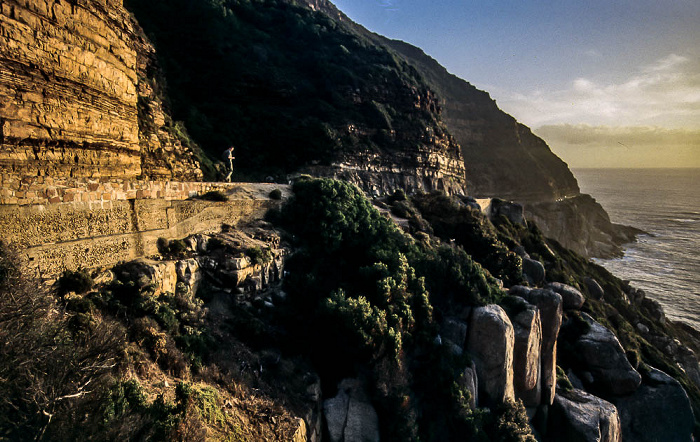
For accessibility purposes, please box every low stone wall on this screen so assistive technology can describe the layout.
[0,180,290,277]
[0,176,233,205]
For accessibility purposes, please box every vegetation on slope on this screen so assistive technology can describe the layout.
[125,0,453,181]
[271,177,533,441]
[3,178,699,440]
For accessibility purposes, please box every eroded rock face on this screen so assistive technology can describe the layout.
[512,304,542,407]
[303,138,468,197]
[611,368,694,442]
[549,388,621,442]
[323,379,380,442]
[572,314,642,396]
[0,0,201,182]
[466,305,515,405]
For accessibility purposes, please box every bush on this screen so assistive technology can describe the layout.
[57,268,94,296]
[269,188,283,200]
[198,190,228,202]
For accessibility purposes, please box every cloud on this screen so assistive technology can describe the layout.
[495,53,700,130]
[533,124,700,168]
[536,124,700,147]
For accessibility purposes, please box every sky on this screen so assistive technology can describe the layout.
[330,0,700,168]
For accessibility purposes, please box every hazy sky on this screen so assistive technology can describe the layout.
[331,0,700,168]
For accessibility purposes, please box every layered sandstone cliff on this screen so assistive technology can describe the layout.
[0,0,202,184]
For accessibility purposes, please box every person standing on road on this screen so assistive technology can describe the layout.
[223,146,235,182]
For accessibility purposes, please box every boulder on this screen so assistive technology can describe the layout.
[512,305,542,407]
[466,305,515,405]
[524,289,563,405]
[548,388,621,442]
[460,361,479,409]
[509,285,533,299]
[573,314,641,396]
[546,282,585,310]
[583,277,604,301]
[441,317,468,348]
[611,368,694,442]
[522,257,546,285]
[323,379,380,442]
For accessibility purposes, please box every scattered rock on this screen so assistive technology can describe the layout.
[546,282,585,310]
[549,388,621,442]
[466,305,515,405]
[611,368,694,442]
[641,297,666,324]
[490,199,527,226]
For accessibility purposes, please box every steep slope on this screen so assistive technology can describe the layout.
[296,0,580,202]
[123,0,467,195]
[381,39,580,202]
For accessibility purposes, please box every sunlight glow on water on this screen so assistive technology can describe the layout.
[574,168,700,330]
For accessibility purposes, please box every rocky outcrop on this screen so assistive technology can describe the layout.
[611,368,694,442]
[466,305,515,405]
[0,0,202,183]
[526,195,641,259]
[548,388,622,442]
[570,314,642,396]
[303,136,467,197]
[323,379,380,442]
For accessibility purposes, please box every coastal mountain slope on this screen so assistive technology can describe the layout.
[380,39,581,201]
[298,0,580,202]
[123,0,467,195]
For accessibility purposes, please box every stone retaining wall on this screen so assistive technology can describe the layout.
[0,180,290,278]
[0,176,230,205]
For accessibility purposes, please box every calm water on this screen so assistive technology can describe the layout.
[573,168,700,330]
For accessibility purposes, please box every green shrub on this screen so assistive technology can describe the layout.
[246,246,272,265]
[269,188,283,200]
[56,269,93,296]
[198,190,228,202]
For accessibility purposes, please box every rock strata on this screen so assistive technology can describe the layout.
[0,0,202,182]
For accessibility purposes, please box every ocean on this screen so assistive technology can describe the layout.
[573,168,700,330]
